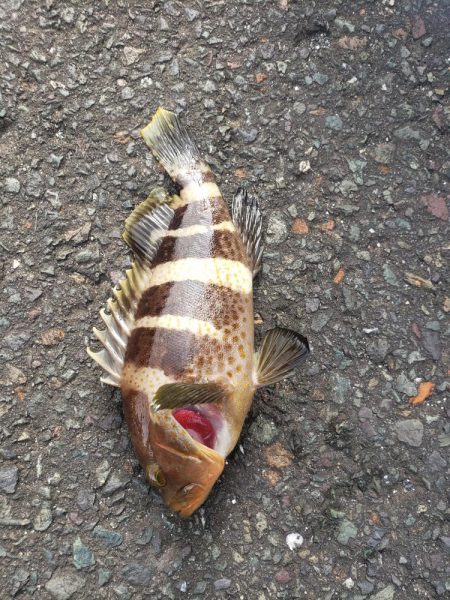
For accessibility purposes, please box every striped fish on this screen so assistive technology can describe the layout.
[87,108,309,517]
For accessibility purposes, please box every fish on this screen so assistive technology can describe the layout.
[87,108,309,517]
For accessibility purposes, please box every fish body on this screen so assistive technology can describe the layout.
[88,108,309,517]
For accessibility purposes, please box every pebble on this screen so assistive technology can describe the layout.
[266,211,288,244]
[33,502,52,531]
[395,419,424,447]
[101,472,131,496]
[337,519,358,545]
[369,585,395,600]
[122,564,154,586]
[214,578,231,591]
[25,172,43,197]
[395,373,417,396]
[0,466,18,494]
[92,526,123,548]
[325,114,343,130]
[421,329,442,361]
[330,373,351,404]
[249,414,278,444]
[98,569,111,587]
[45,570,85,600]
[72,537,95,569]
[4,177,20,193]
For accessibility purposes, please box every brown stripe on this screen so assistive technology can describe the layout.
[170,198,230,229]
[121,388,153,466]
[135,280,248,328]
[152,229,246,267]
[125,327,221,377]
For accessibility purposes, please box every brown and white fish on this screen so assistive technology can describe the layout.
[87,108,309,517]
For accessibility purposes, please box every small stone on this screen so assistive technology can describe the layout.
[383,264,399,287]
[421,194,448,221]
[122,564,154,586]
[4,177,20,193]
[73,537,95,570]
[101,472,130,496]
[61,6,75,24]
[293,102,306,114]
[214,578,231,591]
[421,329,441,361]
[330,373,351,404]
[395,373,417,396]
[393,125,421,141]
[325,114,343,130]
[95,460,111,487]
[310,311,331,332]
[249,414,277,444]
[98,569,111,587]
[10,568,29,597]
[0,466,18,494]
[93,526,123,548]
[427,451,447,472]
[369,585,395,600]
[275,569,291,584]
[113,584,131,599]
[238,128,258,144]
[76,489,95,511]
[121,86,134,100]
[337,519,358,545]
[367,338,390,362]
[312,72,328,85]
[33,502,52,531]
[412,16,426,40]
[122,46,144,66]
[25,172,43,197]
[373,143,395,164]
[266,211,288,244]
[45,570,85,600]
[395,419,424,447]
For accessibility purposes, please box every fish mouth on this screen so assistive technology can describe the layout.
[172,405,229,456]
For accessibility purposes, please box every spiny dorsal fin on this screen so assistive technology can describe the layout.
[87,259,151,387]
[231,188,264,276]
[122,187,175,264]
[254,327,310,387]
[140,108,202,179]
[152,383,225,412]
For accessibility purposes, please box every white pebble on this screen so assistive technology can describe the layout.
[286,533,304,551]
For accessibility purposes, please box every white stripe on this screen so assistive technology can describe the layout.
[149,258,252,294]
[171,181,221,208]
[150,221,236,243]
[134,314,223,339]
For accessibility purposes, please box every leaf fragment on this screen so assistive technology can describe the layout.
[291,218,309,234]
[410,381,435,406]
[333,268,345,284]
[404,272,433,289]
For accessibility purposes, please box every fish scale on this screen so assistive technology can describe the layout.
[87,108,310,517]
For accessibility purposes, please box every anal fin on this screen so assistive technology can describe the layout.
[254,327,310,387]
[231,188,264,276]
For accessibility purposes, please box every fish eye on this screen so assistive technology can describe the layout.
[146,463,166,488]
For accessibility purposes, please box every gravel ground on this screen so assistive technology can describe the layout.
[1,1,449,599]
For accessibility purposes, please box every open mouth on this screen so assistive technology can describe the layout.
[173,405,228,455]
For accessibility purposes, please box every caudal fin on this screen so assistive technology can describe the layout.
[141,108,201,180]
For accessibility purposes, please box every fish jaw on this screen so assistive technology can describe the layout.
[147,410,225,518]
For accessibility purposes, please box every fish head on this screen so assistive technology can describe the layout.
[146,410,225,518]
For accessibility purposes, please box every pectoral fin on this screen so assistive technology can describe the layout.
[255,327,310,387]
[231,188,264,276]
[152,383,225,412]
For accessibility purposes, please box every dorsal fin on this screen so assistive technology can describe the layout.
[88,188,176,386]
[231,188,264,276]
[122,187,175,264]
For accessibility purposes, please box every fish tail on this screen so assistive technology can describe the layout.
[141,108,204,182]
